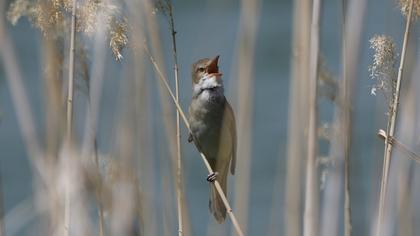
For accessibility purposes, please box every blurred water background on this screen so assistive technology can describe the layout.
[1,0,419,235]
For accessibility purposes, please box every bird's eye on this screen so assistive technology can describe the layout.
[198,67,205,72]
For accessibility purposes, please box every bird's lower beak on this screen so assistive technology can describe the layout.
[207,55,222,77]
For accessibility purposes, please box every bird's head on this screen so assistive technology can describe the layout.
[191,55,223,86]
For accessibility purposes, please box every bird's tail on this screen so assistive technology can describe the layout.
[209,169,228,223]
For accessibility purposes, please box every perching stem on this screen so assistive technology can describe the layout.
[376,0,414,235]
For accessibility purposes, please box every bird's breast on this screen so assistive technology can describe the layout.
[189,96,227,158]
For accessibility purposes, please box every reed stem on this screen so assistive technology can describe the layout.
[166,1,184,235]
[376,1,413,235]
[64,0,77,235]
[284,0,311,235]
[304,0,321,235]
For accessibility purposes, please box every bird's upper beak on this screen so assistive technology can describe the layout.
[206,55,222,77]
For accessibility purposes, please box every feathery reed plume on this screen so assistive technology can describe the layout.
[375,0,414,235]
[283,0,311,235]
[7,0,128,60]
[143,45,245,236]
[304,0,322,235]
[399,0,420,18]
[368,35,397,102]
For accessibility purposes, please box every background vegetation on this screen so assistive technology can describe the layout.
[0,0,420,235]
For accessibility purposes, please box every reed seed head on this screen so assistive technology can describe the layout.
[7,0,128,60]
[399,0,420,18]
[368,35,397,101]
[109,18,128,61]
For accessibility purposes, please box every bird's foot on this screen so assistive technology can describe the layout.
[206,172,218,182]
[188,133,193,143]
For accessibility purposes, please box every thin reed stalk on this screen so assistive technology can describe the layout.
[143,45,245,236]
[284,0,311,235]
[165,2,184,235]
[376,0,414,235]
[341,3,352,235]
[319,1,365,235]
[342,0,366,234]
[64,0,77,234]
[304,0,321,235]
[232,0,260,234]
[66,0,77,141]
[42,38,64,162]
[393,77,416,236]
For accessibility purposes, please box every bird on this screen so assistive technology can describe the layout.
[188,55,237,223]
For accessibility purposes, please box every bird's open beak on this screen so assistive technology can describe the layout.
[206,55,222,77]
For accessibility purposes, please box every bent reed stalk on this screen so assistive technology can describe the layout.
[376,0,414,235]
[143,45,245,236]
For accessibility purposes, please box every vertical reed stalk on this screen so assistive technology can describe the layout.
[66,0,77,141]
[342,1,367,234]
[42,38,63,162]
[166,2,184,235]
[232,0,260,234]
[337,3,353,236]
[284,0,311,235]
[304,0,321,235]
[64,0,77,235]
[376,1,413,235]
[342,2,353,235]
[143,46,244,236]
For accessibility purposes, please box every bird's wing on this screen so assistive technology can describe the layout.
[225,101,237,175]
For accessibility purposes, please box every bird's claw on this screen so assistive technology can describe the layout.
[206,172,218,182]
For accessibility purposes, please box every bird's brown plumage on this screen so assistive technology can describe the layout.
[188,56,236,223]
